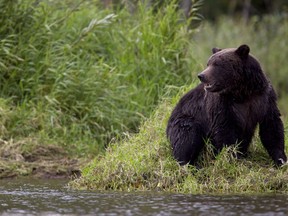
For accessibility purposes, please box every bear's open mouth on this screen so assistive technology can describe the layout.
[204,83,213,91]
[204,83,222,92]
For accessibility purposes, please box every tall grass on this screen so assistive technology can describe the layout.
[0,0,201,155]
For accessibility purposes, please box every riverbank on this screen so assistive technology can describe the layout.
[0,138,83,179]
[1,96,287,194]
[69,92,288,194]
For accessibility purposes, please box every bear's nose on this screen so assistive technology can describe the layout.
[198,73,205,82]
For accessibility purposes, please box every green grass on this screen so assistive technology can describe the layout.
[70,85,288,194]
[0,0,199,156]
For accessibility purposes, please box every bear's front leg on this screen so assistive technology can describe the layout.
[259,107,287,166]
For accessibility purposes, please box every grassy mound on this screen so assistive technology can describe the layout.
[70,86,288,194]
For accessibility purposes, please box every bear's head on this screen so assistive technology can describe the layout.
[198,44,268,99]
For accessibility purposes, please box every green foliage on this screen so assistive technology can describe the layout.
[0,1,200,155]
[70,86,288,194]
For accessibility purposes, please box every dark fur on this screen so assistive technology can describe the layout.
[167,45,287,166]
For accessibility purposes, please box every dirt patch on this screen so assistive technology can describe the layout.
[0,138,84,179]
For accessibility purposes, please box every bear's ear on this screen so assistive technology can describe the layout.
[212,47,221,54]
[235,44,250,59]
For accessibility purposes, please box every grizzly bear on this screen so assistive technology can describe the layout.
[166,44,287,166]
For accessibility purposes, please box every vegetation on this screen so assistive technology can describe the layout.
[0,0,197,150]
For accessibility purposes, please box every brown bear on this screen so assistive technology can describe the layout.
[166,44,287,166]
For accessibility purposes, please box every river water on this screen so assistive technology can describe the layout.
[0,178,287,215]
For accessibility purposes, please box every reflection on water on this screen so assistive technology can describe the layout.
[0,178,287,216]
